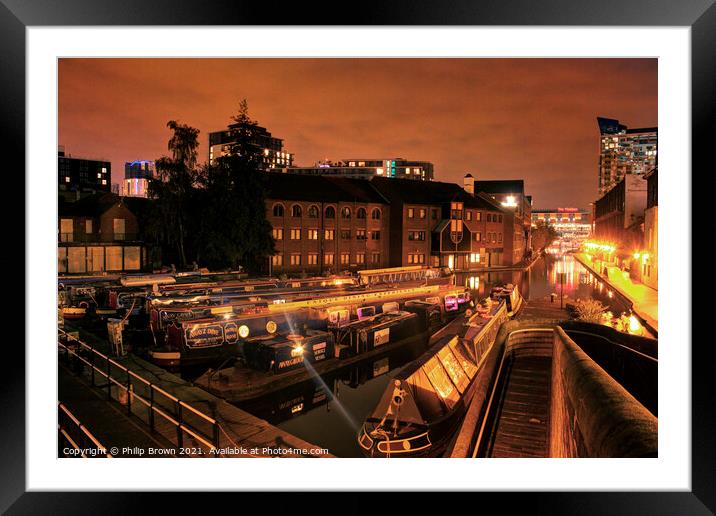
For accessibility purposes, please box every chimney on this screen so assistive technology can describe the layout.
[463,173,474,195]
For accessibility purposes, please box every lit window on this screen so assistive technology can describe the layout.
[307,229,318,240]
[307,254,318,265]
[272,228,283,240]
[272,254,283,266]
[290,254,301,266]
[324,230,334,240]
[340,253,350,265]
[290,229,301,240]
[324,253,334,265]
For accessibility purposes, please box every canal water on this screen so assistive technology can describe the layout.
[236,253,638,458]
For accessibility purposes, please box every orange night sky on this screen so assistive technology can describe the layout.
[58,58,657,209]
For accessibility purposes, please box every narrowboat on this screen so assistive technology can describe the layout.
[243,330,335,374]
[357,296,512,457]
[150,282,471,369]
[357,266,455,288]
[156,308,310,367]
[195,302,441,402]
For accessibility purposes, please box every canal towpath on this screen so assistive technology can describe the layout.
[60,322,333,458]
[574,253,658,334]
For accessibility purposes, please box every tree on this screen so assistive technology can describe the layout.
[193,99,275,272]
[530,221,559,253]
[146,120,200,268]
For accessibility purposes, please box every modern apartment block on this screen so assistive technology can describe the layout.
[276,158,434,181]
[58,146,111,201]
[597,117,657,195]
[208,121,294,170]
[120,160,156,198]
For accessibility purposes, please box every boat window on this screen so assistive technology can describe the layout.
[449,339,479,379]
[437,345,470,393]
[405,368,446,421]
[422,357,460,410]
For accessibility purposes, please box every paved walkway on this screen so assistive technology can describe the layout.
[575,254,658,333]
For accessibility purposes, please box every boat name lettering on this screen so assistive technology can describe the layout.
[278,356,304,369]
[224,322,238,343]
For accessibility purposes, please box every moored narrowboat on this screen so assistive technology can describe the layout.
[357,297,511,457]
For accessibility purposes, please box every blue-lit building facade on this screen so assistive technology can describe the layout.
[121,160,156,198]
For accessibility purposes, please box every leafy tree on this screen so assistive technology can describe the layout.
[146,120,200,268]
[193,99,275,272]
[531,221,559,253]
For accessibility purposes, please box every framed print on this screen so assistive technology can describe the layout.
[4,0,713,512]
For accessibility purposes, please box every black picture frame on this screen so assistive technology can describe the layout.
[4,0,711,513]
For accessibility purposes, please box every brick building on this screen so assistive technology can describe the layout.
[370,177,513,269]
[264,174,391,275]
[58,193,147,274]
[470,179,532,266]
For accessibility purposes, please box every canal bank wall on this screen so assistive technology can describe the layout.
[454,253,541,274]
[573,253,658,337]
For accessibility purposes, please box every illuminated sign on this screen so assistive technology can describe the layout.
[185,324,224,348]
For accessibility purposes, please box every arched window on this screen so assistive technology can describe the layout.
[272,204,284,217]
[325,206,336,219]
[291,204,302,218]
[308,205,319,218]
[371,208,382,220]
[356,207,366,219]
[341,207,351,219]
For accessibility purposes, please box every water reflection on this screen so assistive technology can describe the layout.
[237,337,430,458]
[236,253,648,457]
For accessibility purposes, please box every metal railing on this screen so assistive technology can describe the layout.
[58,401,112,458]
[58,328,220,453]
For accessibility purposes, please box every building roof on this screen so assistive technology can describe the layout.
[370,177,501,211]
[472,179,525,195]
[58,192,150,219]
[264,173,388,204]
[58,192,123,217]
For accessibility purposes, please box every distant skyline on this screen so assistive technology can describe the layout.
[58,58,657,209]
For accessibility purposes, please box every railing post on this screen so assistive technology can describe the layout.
[90,347,95,386]
[213,422,220,452]
[126,369,132,416]
[149,385,155,432]
[106,358,112,401]
[176,402,183,449]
